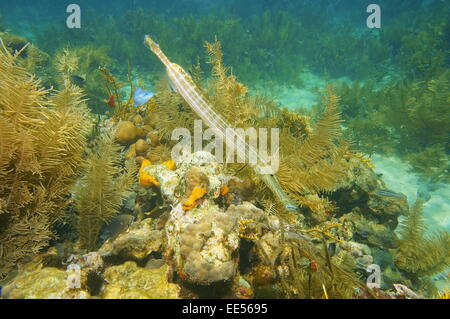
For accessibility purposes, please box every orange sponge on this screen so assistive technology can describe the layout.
[139,159,159,186]
[182,186,207,211]
[220,185,229,196]
[163,159,176,171]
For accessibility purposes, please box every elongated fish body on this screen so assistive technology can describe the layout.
[144,35,298,211]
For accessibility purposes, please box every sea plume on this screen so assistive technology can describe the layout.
[394,200,450,277]
[73,126,135,251]
[0,39,91,278]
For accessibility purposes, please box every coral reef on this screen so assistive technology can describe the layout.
[1,252,178,299]
[1,4,448,299]
[244,208,371,299]
[1,130,434,300]
[140,148,377,298]
[137,151,238,285]
[167,202,240,285]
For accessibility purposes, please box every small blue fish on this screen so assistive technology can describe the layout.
[285,204,299,211]
[133,88,154,107]
[376,189,406,199]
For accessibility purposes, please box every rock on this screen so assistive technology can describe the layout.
[67,252,104,272]
[142,151,227,205]
[337,157,382,192]
[185,167,210,194]
[367,194,407,227]
[347,213,398,248]
[2,267,90,299]
[101,261,180,299]
[228,201,266,219]
[123,191,137,212]
[182,168,210,210]
[145,258,167,269]
[332,157,408,229]
[382,266,404,290]
[166,202,240,285]
[98,218,162,261]
[143,163,179,200]
[224,177,255,205]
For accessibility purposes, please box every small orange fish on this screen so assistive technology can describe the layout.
[107,95,115,108]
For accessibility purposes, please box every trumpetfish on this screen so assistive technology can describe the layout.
[144,35,298,211]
